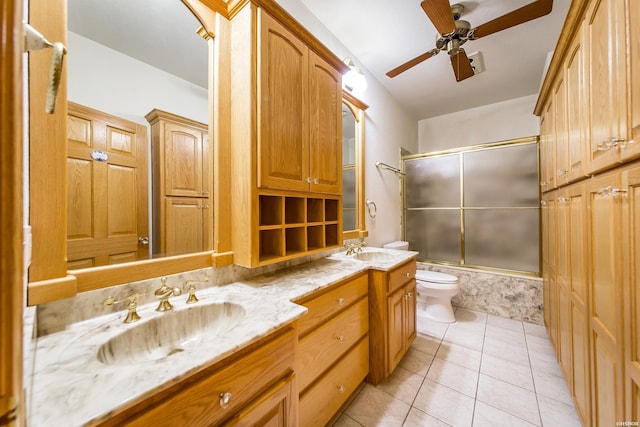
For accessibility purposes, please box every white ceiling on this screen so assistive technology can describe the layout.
[68,0,571,120]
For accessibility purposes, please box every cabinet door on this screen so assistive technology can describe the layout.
[554,76,569,187]
[540,100,556,192]
[586,0,627,174]
[588,172,625,423]
[623,165,640,422]
[164,122,205,197]
[565,26,588,183]
[308,52,342,194]
[404,281,417,348]
[223,374,296,427]
[387,285,406,372]
[556,190,572,380]
[164,197,206,255]
[567,183,591,425]
[258,11,309,192]
[621,0,640,162]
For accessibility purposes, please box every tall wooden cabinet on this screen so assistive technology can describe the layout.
[145,109,210,256]
[228,1,346,268]
[535,0,639,424]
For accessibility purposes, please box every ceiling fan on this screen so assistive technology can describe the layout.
[386,0,553,82]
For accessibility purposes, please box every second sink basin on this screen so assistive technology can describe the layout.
[353,251,396,262]
[97,302,246,366]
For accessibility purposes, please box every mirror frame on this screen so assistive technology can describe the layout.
[27,0,233,305]
[342,91,369,240]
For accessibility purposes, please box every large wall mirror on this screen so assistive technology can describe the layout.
[66,0,210,266]
[342,92,368,240]
[28,0,223,304]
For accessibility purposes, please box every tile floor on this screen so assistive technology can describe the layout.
[330,308,583,427]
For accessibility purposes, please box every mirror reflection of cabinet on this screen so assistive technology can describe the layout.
[342,92,369,239]
[146,109,211,256]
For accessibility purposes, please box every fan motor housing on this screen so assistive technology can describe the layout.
[435,19,471,50]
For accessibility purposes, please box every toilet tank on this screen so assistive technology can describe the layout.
[383,241,409,251]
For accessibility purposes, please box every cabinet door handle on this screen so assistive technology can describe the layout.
[337,335,345,343]
[405,272,413,278]
[597,137,624,151]
[555,169,568,176]
[405,292,413,300]
[219,392,232,409]
[313,178,319,184]
[337,385,345,393]
[336,297,345,305]
[305,177,312,183]
[596,186,626,198]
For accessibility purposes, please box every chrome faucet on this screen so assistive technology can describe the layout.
[154,277,182,312]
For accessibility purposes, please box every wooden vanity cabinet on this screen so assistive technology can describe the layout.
[145,109,210,256]
[294,273,369,427]
[103,327,297,427]
[367,258,417,385]
[228,2,347,268]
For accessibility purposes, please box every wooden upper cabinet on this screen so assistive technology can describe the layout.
[309,52,342,194]
[258,12,310,192]
[565,25,589,183]
[621,0,640,162]
[585,0,627,174]
[540,99,556,192]
[554,75,569,187]
[257,10,341,195]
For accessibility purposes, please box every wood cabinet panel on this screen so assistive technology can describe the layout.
[296,273,368,337]
[308,52,341,194]
[565,26,589,183]
[258,11,309,192]
[163,122,207,197]
[621,0,640,161]
[586,0,627,174]
[164,197,208,255]
[540,100,556,192]
[297,297,368,392]
[121,328,296,427]
[388,260,417,293]
[299,337,368,427]
[554,77,570,187]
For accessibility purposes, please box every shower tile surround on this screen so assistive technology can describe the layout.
[418,262,543,325]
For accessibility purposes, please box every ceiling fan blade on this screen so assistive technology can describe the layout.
[450,49,475,82]
[471,0,553,39]
[386,49,439,78]
[421,0,456,35]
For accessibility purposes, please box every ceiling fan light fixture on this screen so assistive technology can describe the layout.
[342,57,367,94]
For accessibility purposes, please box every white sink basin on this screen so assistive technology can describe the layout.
[353,251,396,262]
[97,302,246,366]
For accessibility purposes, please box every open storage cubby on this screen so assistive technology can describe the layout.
[307,198,324,223]
[285,197,305,224]
[253,192,342,266]
[259,195,283,226]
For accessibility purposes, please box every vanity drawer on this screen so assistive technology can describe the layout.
[297,297,368,392]
[388,259,416,293]
[296,272,368,337]
[299,336,369,427]
[123,327,295,427]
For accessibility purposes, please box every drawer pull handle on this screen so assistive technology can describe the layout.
[337,335,345,343]
[337,297,345,305]
[219,392,232,409]
[337,385,345,393]
[405,272,412,278]
[405,292,413,300]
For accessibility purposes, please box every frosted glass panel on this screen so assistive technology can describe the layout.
[342,168,356,231]
[464,209,540,272]
[464,144,539,207]
[342,104,356,165]
[406,209,460,263]
[405,154,460,208]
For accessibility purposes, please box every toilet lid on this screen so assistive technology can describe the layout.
[415,270,458,284]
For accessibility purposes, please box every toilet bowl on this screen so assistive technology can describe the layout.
[383,241,459,323]
[415,270,459,323]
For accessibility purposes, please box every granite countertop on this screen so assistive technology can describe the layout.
[28,248,417,426]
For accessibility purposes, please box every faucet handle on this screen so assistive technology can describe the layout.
[104,293,142,323]
[184,276,209,304]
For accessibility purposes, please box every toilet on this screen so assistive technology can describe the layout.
[383,241,460,323]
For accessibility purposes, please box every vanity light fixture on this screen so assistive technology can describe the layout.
[342,57,367,94]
